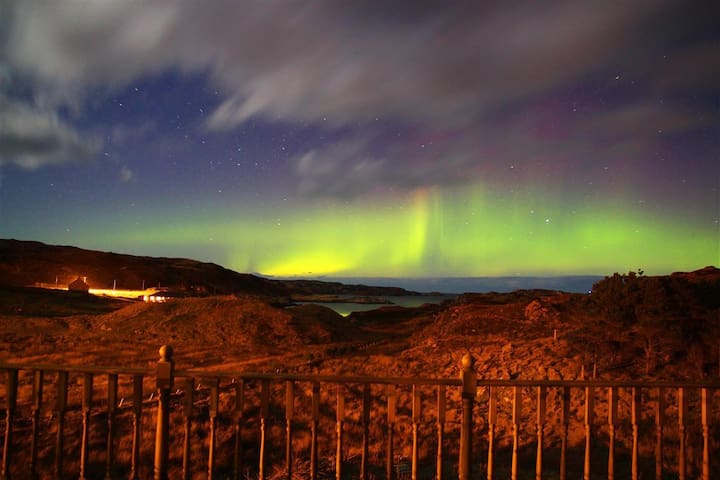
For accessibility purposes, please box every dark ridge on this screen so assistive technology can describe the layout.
[0,239,419,297]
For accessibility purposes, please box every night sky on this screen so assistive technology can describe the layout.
[0,1,718,278]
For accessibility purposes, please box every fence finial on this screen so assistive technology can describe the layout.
[159,344,173,362]
[461,352,475,370]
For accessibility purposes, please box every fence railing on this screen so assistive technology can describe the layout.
[1,345,719,479]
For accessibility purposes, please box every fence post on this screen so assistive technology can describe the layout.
[232,380,245,480]
[678,387,687,480]
[79,372,93,480]
[1,369,17,480]
[106,373,118,480]
[459,353,476,480]
[154,345,175,480]
[55,371,68,479]
[608,387,617,480]
[560,387,570,480]
[584,386,594,480]
[412,384,421,480]
[386,385,397,480]
[182,378,194,480]
[336,384,345,480]
[311,382,321,480]
[30,370,43,479]
[437,385,446,480]
[701,388,710,480]
[285,380,294,480]
[631,387,640,480]
[511,386,521,480]
[487,387,497,480]
[207,378,220,480]
[259,379,270,480]
[535,386,546,480]
[360,384,370,480]
[655,388,665,480]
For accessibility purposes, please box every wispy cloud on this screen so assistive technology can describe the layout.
[5,0,688,128]
[2,0,717,200]
[0,97,100,168]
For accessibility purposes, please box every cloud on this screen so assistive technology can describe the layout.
[3,0,717,198]
[294,136,393,197]
[290,127,509,198]
[290,93,719,199]
[0,98,100,169]
[5,0,687,128]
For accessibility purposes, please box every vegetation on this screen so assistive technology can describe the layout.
[587,268,720,376]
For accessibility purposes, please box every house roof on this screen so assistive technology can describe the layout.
[68,276,89,291]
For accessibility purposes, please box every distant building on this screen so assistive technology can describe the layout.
[68,276,90,293]
[144,289,185,303]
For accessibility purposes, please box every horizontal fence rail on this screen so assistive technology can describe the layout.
[1,346,719,479]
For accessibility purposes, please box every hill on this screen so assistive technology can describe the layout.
[0,239,417,297]
[0,290,371,369]
[2,266,717,381]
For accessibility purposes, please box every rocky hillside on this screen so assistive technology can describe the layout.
[0,258,717,382]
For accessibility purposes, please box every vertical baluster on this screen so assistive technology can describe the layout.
[701,388,709,480]
[259,379,270,480]
[436,384,446,480]
[631,387,640,480]
[285,380,294,479]
[105,373,117,480]
[310,382,320,480]
[207,378,219,480]
[583,386,594,480]
[79,372,93,480]
[1,369,17,480]
[511,386,521,480]
[386,385,396,480]
[536,386,546,480]
[560,387,570,480]
[130,375,143,480]
[54,371,68,480]
[182,378,194,480]
[232,379,244,480]
[336,384,345,480]
[411,385,421,480]
[678,387,686,480]
[487,386,496,480]
[360,383,371,480]
[31,370,43,479]
[607,386,617,480]
[655,387,664,480]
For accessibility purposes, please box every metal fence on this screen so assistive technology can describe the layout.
[1,345,719,479]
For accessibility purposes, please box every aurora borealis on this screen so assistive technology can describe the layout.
[0,2,718,280]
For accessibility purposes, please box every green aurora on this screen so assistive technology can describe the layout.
[76,186,717,278]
